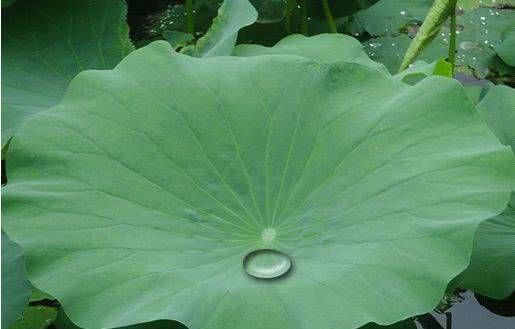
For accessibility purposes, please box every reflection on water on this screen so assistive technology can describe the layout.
[364,290,514,329]
[431,291,515,329]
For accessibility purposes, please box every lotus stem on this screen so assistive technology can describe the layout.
[186,0,195,35]
[300,0,308,35]
[285,0,295,33]
[448,0,458,76]
[399,0,455,72]
[321,0,337,33]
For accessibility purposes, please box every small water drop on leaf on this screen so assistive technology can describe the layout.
[459,41,478,50]
[243,249,292,279]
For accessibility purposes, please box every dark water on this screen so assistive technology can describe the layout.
[425,291,514,329]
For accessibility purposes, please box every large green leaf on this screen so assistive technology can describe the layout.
[1,0,133,148]
[1,232,32,328]
[459,196,515,299]
[233,33,389,74]
[456,85,515,299]
[3,41,514,329]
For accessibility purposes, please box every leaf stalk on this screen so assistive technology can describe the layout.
[321,0,337,33]
[399,0,456,72]
[186,0,195,35]
[448,0,458,76]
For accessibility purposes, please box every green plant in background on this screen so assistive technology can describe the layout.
[358,0,514,79]
[2,232,32,328]
[399,0,457,72]
[1,1,514,329]
[455,85,515,299]
[1,0,134,151]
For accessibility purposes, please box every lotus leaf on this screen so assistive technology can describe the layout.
[457,85,515,299]
[1,0,133,148]
[459,198,515,299]
[352,0,433,37]
[182,0,257,57]
[163,31,194,50]
[3,41,514,329]
[1,232,32,328]
[494,27,515,67]
[394,59,452,85]
[9,306,58,329]
[234,33,389,74]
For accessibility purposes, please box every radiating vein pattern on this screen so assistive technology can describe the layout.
[3,41,514,329]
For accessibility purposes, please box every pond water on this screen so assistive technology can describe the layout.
[423,291,514,329]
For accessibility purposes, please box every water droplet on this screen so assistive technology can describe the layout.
[460,41,478,51]
[243,249,292,279]
[480,16,486,20]
[400,11,406,15]
[368,42,382,48]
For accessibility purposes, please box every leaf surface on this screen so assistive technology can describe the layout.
[1,0,133,148]
[1,232,32,328]
[3,41,514,329]
[234,33,389,74]
[352,0,433,36]
[494,27,515,67]
[457,85,515,299]
[9,306,58,329]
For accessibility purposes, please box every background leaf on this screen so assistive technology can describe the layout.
[234,33,389,74]
[363,7,514,77]
[8,306,57,329]
[183,0,257,57]
[494,26,515,67]
[351,0,433,36]
[1,0,134,148]
[455,85,515,299]
[2,232,32,328]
